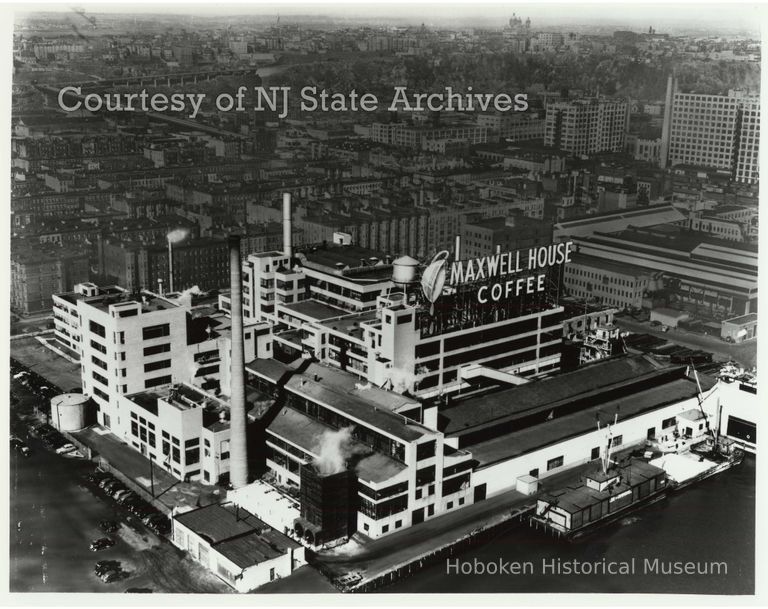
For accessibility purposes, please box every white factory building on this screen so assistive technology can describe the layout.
[51,280,271,483]
[239,354,724,541]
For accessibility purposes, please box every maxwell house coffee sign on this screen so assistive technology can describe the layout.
[422,242,574,304]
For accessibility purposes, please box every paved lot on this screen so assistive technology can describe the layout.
[615,317,757,369]
[72,426,224,512]
[11,336,82,392]
[9,408,231,594]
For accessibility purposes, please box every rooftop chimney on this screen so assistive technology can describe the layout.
[228,235,249,489]
[283,192,293,260]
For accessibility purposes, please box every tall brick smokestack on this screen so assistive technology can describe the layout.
[283,192,293,259]
[228,235,248,489]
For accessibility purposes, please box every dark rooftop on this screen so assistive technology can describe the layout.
[174,503,300,570]
[443,356,667,437]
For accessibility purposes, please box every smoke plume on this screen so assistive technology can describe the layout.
[167,228,189,244]
[313,426,363,476]
[173,285,203,308]
[388,367,416,394]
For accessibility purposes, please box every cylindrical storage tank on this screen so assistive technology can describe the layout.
[50,393,89,431]
[391,255,420,286]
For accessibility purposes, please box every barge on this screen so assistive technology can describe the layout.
[530,418,668,540]
[530,458,668,540]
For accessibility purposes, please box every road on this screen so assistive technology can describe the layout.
[9,379,231,594]
[614,316,757,370]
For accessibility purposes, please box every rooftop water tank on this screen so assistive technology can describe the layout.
[392,255,420,286]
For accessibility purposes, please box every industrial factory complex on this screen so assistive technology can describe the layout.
[37,191,753,592]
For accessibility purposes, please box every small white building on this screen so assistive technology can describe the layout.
[172,503,305,592]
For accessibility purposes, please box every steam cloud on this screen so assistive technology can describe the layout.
[313,426,365,476]
[167,228,189,244]
[388,367,416,394]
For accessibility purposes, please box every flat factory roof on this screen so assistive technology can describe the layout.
[281,299,348,321]
[286,363,428,443]
[469,377,711,468]
[443,356,666,436]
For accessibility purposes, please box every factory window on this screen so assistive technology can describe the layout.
[144,343,171,356]
[91,355,107,370]
[92,371,108,387]
[382,525,389,534]
[89,320,106,338]
[416,465,435,487]
[93,387,109,401]
[415,341,440,359]
[459,498,465,506]
[143,323,170,340]
[145,375,172,389]
[186,448,200,465]
[529,468,539,478]
[443,473,470,495]
[662,416,676,429]
[591,447,600,460]
[547,456,564,471]
[144,359,171,373]
[395,520,402,529]
[415,488,422,500]
[611,435,623,447]
[172,447,180,463]
[416,441,436,461]
[90,339,107,354]
[427,504,435,517]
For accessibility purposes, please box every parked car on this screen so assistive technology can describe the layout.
[103,481,124,494]
[89,538,116,552]
[113,490,133,502]
[100,569,123,583]
[132,505,155,518]
[141,514,162,526]
[55,443,77,455]
[99,520,119,534]
[10,438,31,457]
[99,477,117,490]
[94,560,121,576]
[148,519,170,535]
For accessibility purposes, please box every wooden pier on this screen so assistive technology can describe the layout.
[314,503,535,593]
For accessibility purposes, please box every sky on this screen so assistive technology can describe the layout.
[10,1,765,34]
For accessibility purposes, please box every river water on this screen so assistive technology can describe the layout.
[387,456,755,595]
